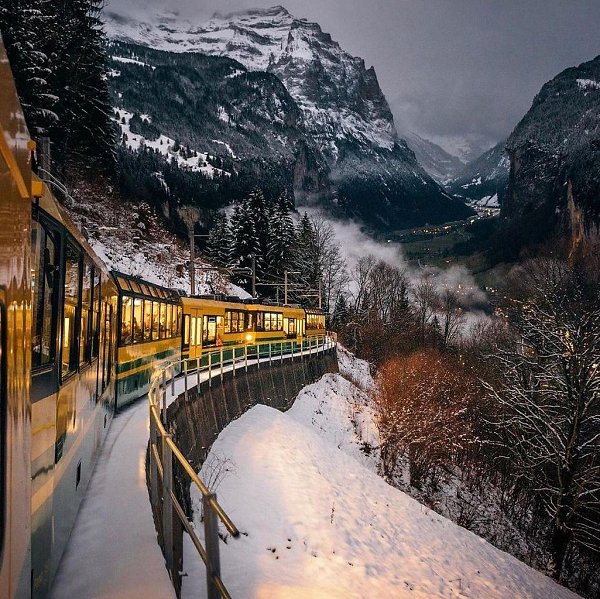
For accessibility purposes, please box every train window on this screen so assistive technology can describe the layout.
[225,310,246,334]
[32,221,58,368]
[120,296,133,346]
[140,283,150,296]
[170,306,177,337]
[183,314,190,347]
[143,300,152,341]
[62,241,81,378]
[196,317,203,346]
[159,303,167,339]
[133,298,143,343]
[80,260,92,365]
[129,281,141,294]
[262,312,283,332]
[287,318,296,335]
[190,316,197,346]
[151,302,159,340]
[166,304,173,339]
[117,276,130,292]
[256,312,264,331]
[91,271,101,359]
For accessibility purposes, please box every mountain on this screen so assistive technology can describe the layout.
[105,6,473,232]
[447,141,509,214]
[501,55,600,256]
[403,131,465,184]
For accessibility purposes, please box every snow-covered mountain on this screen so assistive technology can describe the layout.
[105,6,473,232]
[446,140,509,214]
[403,131,465,184]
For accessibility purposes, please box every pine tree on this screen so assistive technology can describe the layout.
[206,212,232,267]
[0,0,58,136]
[266,194,296,277]
[230,200,260,290]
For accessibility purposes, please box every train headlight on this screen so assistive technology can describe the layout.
[245,333,253,343]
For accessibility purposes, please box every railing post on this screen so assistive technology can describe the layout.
[208,351,212,388]
[203,494,222,599]
[291,341,294,361]
[197,357,201,391]
[184,359,188,402]
[268,343,272,366]
[162,434,174,575]
[245,344,248,372]
[220,348,224,383]
[171,365,175,398]
[149,406,158,509]
[161,372,167,425]
[232,347,236,377]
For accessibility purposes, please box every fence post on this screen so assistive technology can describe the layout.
[209,352,212,388]
[171,365,175,398]
[233,347,236,377]
[149,406,158,509]
[161,372,167,425]
[203,494,222,599]
[245,344,248,372]
[184,359,188,402]
[280,342,283,364]
[162,434,174,575]
[220,348,224,383]
[197,356,201,391]
[268,343,272,366]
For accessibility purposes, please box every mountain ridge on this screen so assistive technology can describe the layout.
[105,6,473,232]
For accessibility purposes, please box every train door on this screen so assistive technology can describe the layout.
[203,315,218,347]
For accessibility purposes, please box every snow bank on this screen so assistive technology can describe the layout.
[184,385,579,598]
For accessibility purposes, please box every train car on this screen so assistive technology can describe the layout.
[181,296,312,363]
[0,36,35,599]
[113,272,182,408]
[30,184,119,598]
[304,308,326,337]
[1,37,119,599]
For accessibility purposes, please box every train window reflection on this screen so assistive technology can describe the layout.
[133,298,143,343]
[159,303,167,339]
[143,300,152,341]
[151,302,159,340]
[120,296,133,346]
[32,221,58,368]
[62,241,81,378]
[80,260,92,364]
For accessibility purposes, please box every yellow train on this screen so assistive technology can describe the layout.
[0,36,326,599]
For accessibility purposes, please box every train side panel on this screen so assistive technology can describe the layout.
[30,190,118,598]
[0,39,33,599]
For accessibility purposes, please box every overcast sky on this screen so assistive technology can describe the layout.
[106,0,600,157]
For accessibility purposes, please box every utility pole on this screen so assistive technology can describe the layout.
[251,254,256,298]
[284,270,300,305]
[189,228,195,296]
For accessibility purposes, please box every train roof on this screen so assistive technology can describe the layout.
[111,270,183,303]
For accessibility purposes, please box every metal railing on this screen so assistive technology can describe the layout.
[147,332,337,599]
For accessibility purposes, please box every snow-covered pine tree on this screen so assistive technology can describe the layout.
[230,199,260,290]
[266,194,296,278]
[205,212,232,267]
[50,0,115,170]
[0,0,57,136]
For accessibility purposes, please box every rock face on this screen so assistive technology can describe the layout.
[447,141,509,213]
[502,55,600,255]
[105,6,473,232]
[403,132,465,185]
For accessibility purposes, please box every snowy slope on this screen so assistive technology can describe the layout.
[184,374,580,599]
[403,131,465,184]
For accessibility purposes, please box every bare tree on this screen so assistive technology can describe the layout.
[411,271,438,344]
[484,258,600,580]
[438,288,466,348]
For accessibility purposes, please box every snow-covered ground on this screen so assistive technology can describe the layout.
[183,354,580,599]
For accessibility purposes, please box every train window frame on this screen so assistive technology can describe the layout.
[31,219,59,371]
[79,259,93,366]
[61,239,82,381]
[91,270,101,360]
[120,295,133,346]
